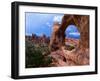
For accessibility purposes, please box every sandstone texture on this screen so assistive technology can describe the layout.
[49,15,89,66]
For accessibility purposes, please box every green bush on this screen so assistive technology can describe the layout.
[65,44,75,51]
[25,40,52,68]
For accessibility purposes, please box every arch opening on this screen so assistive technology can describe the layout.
[64,24,80,51]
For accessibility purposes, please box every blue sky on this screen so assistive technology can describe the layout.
[25,12,80,39]
[25,12,63,37]
[65,25,80,39]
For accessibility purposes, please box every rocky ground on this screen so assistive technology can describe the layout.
[49,43,89,67]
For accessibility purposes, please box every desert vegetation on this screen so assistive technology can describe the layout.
[25,34,53,68]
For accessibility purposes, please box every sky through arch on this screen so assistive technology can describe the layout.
[65,25,80,39]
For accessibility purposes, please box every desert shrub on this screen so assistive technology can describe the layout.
[65,44,75,51]
[25,40,52,68]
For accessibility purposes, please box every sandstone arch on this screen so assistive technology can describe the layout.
[49,14,89,66]
[50,14,89,51]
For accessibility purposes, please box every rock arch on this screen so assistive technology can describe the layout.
[49,14,89,66]
[50,14,89,51]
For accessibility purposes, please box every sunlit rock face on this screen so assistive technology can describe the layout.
[49,14,89,66]
[49,22,61,51]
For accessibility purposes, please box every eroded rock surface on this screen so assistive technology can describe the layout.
[49,15,89,66]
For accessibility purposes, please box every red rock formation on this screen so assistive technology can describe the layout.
[49,14,89,66]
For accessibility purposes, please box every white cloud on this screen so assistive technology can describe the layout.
[53,15,63,23]
[69,32,80,36]
[46,22,51,27]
